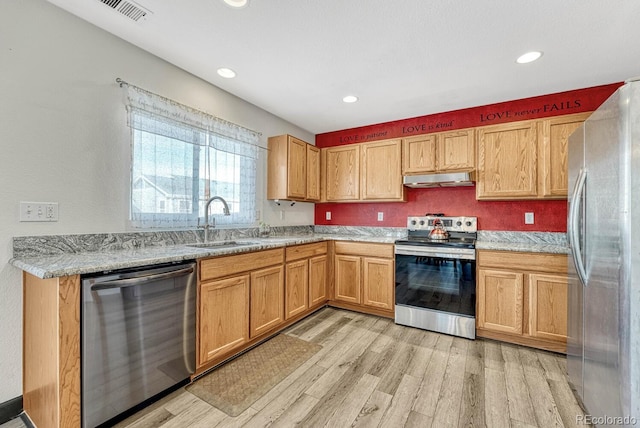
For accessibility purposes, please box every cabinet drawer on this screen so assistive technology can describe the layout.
[200,248,284,281]
[477,250,567,274]
[334,241,393,258]
[285,242,327,262]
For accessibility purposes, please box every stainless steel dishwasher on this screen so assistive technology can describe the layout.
[81,262,196,428]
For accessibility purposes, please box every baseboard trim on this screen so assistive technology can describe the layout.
[0,396,23,425]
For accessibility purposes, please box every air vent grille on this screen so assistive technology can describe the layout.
[99,0,149,22]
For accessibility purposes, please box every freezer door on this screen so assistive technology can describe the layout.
[566,122,586,398]
[582,88,624,420]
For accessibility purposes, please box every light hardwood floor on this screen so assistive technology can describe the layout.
[2,307,590,428]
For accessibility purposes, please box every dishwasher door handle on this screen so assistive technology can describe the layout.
[91,266,195,291]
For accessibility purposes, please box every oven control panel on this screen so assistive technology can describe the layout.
[407,216,477,233]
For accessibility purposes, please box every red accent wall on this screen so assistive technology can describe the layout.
[314,83,621,232]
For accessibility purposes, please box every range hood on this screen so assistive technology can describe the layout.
[403,171,476,188]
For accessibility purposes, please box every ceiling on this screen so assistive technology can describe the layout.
[47,0,640,134]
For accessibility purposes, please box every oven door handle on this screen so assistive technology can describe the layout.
[394,246,476,260]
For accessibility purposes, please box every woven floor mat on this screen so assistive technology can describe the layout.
[186,334,322,416]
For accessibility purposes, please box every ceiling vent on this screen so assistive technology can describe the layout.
[99,0,150,22]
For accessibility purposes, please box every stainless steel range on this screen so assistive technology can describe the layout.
[395,215,477,339]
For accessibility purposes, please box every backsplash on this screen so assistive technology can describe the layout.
[12,226,314,258]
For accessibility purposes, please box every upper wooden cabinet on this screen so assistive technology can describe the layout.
[361,139,403,200]
[476,120,539,199]
[402,129,475,174]
[477,113,590,200]
[324,144,360,201]
[322,139,405,202]
[267,134,320,202]
[538,112,591,198]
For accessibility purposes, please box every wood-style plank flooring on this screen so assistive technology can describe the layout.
[112,307,588,428]
[1,307,589,428]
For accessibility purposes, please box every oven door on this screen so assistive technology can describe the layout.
[394,245,476,338]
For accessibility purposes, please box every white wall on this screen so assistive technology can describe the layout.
[0,0,314,403]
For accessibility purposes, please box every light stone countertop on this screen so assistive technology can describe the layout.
[10,234,398,279]
[474,240,569,254]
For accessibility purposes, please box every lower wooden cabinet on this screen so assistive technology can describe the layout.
[199,275,250,363]
[250,266,284,338]
[333,242,394,316]
[285,242,329,319]
[476,250,568,352]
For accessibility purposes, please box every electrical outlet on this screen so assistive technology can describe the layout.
[20,202,58,222]
[377,212,384,221]
[525,212,534,224]
[325,211,331,220]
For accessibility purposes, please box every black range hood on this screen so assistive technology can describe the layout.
[403,171,476,188]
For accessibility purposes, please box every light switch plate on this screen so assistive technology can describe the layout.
[20,201,58,222]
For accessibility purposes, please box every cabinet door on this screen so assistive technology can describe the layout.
[287,136,307,200]
[285,260,309,320]
[437,129,475,171]
[199,275,250,365]
[250,266,284,338]
[402,135,436,174]
[476,121,538,199]
[538,113,589,198]
[528,273,568,342]
[361,139,403,200]
[334,255,361,304]
[477,268,524,334]
[325,145,360,201]
[309,255,328,307]
[362,257,394,310]
[306,145,321,201]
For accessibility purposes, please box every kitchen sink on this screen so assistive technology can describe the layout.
[185,241,259,249]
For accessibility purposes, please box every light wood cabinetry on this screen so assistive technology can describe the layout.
[199,275,250,362]
[476,250,568,352]
[361,139,404,200]
[324,144,360,201]
[250,266,284,337]
[402,129,475,174]
[198,248,284,369]
[322,139,405,202]
[267,134,320,202]
[477,113,590,200]
[538,112,591,198]
[285,242,329,318]
[332,242,394,317]
[23,273,81,428]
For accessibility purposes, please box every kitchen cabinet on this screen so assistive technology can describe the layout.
[267,134,320,202]
[285,242,328,319]
[323,144,360,201]
[322,139,405,202]
[538,112,591,198]
[360,139,404,200]
[198,248,284,369]
[250,266,284,337]
[476,113,590,200]
[332,241,394,317]
[476,250,568,352]
[402,129,475,174]
[199,275,250,363]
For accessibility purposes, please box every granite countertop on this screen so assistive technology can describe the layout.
[475,230,569,255]
[474,240,569,254]
[10,234,398,279]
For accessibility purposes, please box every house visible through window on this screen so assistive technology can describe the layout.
[125,84,260,229]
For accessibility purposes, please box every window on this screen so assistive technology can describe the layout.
[125,85,260,229]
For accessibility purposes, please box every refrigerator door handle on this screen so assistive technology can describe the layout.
[569,168,588,285]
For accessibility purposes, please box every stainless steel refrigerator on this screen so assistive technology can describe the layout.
[567,79,640,426]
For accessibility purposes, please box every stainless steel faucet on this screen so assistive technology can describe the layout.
[198,196,231,243]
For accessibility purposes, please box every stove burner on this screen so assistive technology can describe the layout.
[425,213,445,217]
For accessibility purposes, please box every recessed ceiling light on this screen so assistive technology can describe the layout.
[223,0,248,8]
[217,68,236,78]
[343,95,358,103]
[516,51,543,64]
